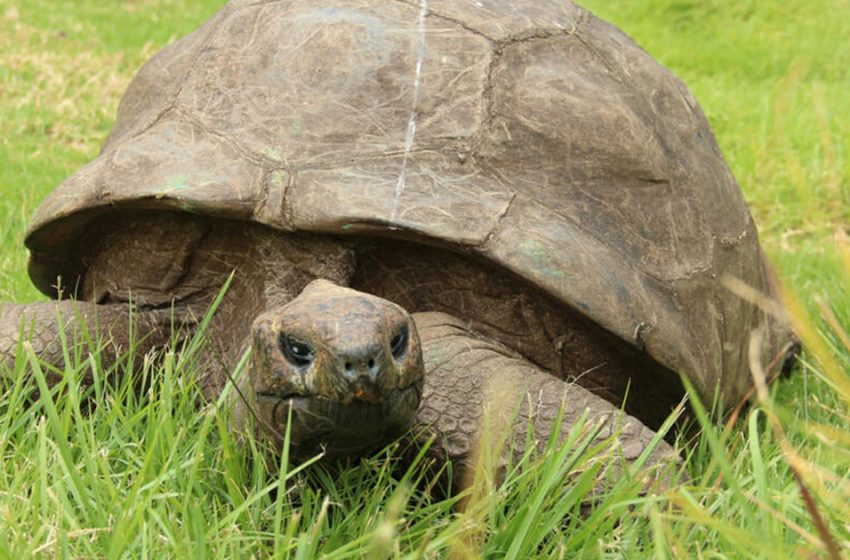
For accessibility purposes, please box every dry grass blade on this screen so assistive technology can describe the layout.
[749,330,843,560]
[721,274,787,321]
[33,528,112,555]
[815,297,850,356]
[724,340,797,432]
[742,490,824,551]
[782,288,850,408]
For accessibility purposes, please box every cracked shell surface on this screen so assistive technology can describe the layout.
[25,0,788,406]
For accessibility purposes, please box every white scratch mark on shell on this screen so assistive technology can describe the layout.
[390,0,427,221]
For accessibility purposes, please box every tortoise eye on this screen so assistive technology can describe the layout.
[279,334,315,367]
[390,324,409,360]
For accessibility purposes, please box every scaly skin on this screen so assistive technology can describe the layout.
[411,312,677,486]
[0,301,176,383]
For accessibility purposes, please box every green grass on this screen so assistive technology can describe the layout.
[1,0,849,557]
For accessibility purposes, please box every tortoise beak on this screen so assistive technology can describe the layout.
[253,382,423,461]
[352,383,383,403]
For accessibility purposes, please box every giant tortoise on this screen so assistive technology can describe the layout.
[0,0,789,473]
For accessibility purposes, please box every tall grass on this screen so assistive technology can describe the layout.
[0,315,686,557]
[1,0,849,557]
[5,304,846,557]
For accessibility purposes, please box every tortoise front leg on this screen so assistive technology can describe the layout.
[0,301,177,384]
[412,312,680,488]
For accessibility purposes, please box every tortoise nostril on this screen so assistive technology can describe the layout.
[341,353,381,378]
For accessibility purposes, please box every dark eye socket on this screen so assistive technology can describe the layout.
[279,334,315,367]
[390,324,409,359]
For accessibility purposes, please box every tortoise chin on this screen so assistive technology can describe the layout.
[255,382,423,461]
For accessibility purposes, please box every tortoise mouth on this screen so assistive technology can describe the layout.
[254,380,423,461]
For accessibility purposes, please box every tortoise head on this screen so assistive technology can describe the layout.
[248,279,424,460]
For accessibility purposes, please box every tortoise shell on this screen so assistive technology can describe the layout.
[25,0,788,405]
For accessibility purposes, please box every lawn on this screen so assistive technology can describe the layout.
[1,0,848,557]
